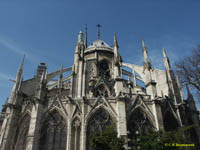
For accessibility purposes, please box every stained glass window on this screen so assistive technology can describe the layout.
[14,114,31,150]
[39,111,67,150]
[86,108,113,150]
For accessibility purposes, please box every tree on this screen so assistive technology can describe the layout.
[132,125,197,150]
[175,45,200,98]
[90,125,125,150]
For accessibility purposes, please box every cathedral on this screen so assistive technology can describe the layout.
[0,27,200,150]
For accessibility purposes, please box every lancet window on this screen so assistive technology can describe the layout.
[39,111,67,150]
[71,117,81,150]
[14,114,31,150]
[127,109,153,139]
[163,111,179,131]
[86,108,113,150]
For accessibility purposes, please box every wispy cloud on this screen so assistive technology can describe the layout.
[0,37,41,64]
[123,32,199,70]
[0,36,60,71]
[0,72,15,81]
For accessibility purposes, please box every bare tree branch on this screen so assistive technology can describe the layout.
[175,45,200,101]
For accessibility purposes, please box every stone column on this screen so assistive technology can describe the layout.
[67,103,72,150]
[25,102,44,150]
[116,97,128,149]
[81,101,87,150]
[146,81,160,131]
[154,100,164,131]
[66,122,72,150]
[0,107,20,150]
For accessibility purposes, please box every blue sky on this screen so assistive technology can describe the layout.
[0,0,200,109]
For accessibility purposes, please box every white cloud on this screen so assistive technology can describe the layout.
[0,72,15,81]
[0,37,41,64]
[123,32,199,71]
[0,36,60,71]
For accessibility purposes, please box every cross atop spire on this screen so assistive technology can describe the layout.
[96,24,102,40]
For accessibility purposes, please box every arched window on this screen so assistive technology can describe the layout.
[39,110,67,150]
[94,84,110,97]
[163,111,179,131]
[127,109,153,140]
[14,114,31,150]
[71,117,81,150]
[86,108,114,150]
[99,60,110,79]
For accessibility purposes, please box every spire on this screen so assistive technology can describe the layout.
[96,24,102,40]
[77,31,83,44]
[114,32,118,48]
[16,55,25,86]
[19,54,25,72]
[40,70,47,85]
[113,33,122,78]
[8,55,25,103]
[58,65,63,88]
[84,25,88,48]
[35,69,47,98]
[113,32,119,59]
[142,39,149,65]
[162,48,171,69]
[142,39,145,49]
[162,48,167,58]
[132,70,137,86]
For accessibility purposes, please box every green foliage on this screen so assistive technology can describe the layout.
[130,125,197,150]
[90,125,125,150]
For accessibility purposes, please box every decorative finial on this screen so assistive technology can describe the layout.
[58,65,63,88]
[85,24,88,48]
[162,48,171,69]
[78,31,83,44]
[162,48,167,58]
[142,39,146,51]
[59,65,63,78]
[19,54,25,71]
[96,24,102,40]
[114,32,118,48]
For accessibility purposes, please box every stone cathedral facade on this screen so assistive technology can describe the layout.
[0,29,200,150]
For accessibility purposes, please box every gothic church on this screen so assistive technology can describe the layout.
[0,28,200,150]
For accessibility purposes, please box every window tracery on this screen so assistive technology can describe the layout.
[39,111,67,150]
[71,118,81,150]
[163,111,179,131]
[127,110,153,140]
[14,114,31,150]
[86,108,113,150]
[99,60,110,80]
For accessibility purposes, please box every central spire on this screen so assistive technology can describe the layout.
[96,24,102,40]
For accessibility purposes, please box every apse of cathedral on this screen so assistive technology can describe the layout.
[0,27,200,150]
